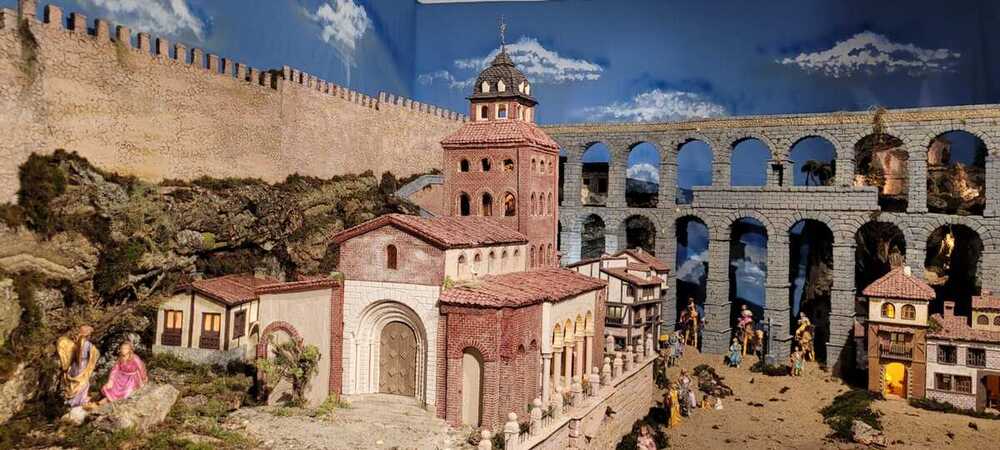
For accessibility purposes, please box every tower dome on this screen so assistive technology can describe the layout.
[470,48,536,105]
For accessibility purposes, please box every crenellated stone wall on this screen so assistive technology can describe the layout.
[0,1,466,202]
[546,104,1000,370]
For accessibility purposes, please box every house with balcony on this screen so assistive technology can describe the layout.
[567,248,668,351]
[925,294,1000,412]
[860,266,933,399]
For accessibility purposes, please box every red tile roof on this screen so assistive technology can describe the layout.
[929,313,1000,344]
[601,267,664,287]
[861,267,936,301]
[972,293,1000,311]
[441,120,559,150]
[330,214,527,249]
[183,274,338,306]
[439,268,606,308]
[564,256,606,269]
[615,248,670,272]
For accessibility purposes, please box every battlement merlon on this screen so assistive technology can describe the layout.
[9,0,464,122]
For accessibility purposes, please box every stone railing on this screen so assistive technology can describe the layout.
[479,335,658,450]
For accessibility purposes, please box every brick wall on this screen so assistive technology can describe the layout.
[338,226,445,286]
[329,285,344,395]
[0,5,465,202]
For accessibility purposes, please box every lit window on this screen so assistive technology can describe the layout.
[881,303,895,319]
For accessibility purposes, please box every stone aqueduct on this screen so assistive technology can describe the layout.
[543,104,1000,368]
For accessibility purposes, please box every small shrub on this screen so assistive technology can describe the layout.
[257,339,321,404]
[16,152,67,235]
[312,393,351,417]
[93,237,148,298]
[820,389,882,440]
[750,360,790,376]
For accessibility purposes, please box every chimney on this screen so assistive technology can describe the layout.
[943,300,955,318]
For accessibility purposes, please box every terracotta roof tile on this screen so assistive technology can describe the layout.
[186,274,338,306]
[601,267,663,287]
[330,214,527,249]
[439,268,606,308]
[972,293,1000,311]
[441,120,559,150]
[615,248,670,272]
[861,267,936,301]
[929,313,1000,344]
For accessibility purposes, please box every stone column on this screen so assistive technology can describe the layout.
[551,343,562,393]
[604,231,620,254]
[607,144,627,208]
[563,344,573,386]
[712,160,730,187]
[907,152,928,213]
[660,159,678,207]
[584,332,594,379]
[703,233,732,354]
[562,142,584,208]
[985,154,999,217]
[834,157,854,187]
[560,225,580,265]
[541,352,552,405]
[767,159,792,187]
[765,233,791,363]
[575,335,585,381]
[829,242,857,374]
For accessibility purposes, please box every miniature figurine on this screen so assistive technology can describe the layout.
[714,396,723,410]
[727,337,742,368]
[737,304,754,356]
[637,424,657,450]
[790,346,804,376]
[672,330,685,360]
[701,393,713,410]
[667,382,682,428]
[678,369,693,416]
[684,298,700,348]
[751,329,766,361]
[795,312,815,361]
[57,325,100,408]
[100,341,148,403]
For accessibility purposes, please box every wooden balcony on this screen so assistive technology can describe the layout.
[879,342,912,360]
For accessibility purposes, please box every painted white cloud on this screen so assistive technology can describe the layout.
[419,37,602,89]
[79,0,205,40]
[778,31,961,78]
[582,89,727,123]
[309,0,371,68]
[676,250,707,284]
[626,163,660,184]
[732,258,766,286]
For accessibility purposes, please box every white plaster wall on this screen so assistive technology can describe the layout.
[227,300,258,352]
[867,298,929,326]
[341,280,440,407]
[190,294,228,350]
[541,291,598,353]
[444,243,527,281]
[258,290,332,406]
[156,293,192,348]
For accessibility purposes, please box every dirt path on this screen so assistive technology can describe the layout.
[662,348,1000,450]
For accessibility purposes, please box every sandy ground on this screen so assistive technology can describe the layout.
[663,348,1000,450]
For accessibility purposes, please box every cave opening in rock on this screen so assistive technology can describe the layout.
[789,219,833,362]
[675,216,709,329]
[580,214,607,259]
[581,143,610,206]
[791,136,836,186]
[729,217,768,335]
[676,139,712,205]
[854,133,908,212]
[625,142,661,208]
[730,138,770,187]
[924,224,983,316]
[926,130,986,215]
[623,215,656,255]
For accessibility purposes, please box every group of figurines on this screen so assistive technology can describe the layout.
[663,369,723,429]
[726,303,766,368]
[57,325,148,418]
[790,312,816,376]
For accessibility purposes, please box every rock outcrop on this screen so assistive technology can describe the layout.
[91,383,180,432]
[0,278,18,347]
[0,363,38,424]
[851,419,888,447]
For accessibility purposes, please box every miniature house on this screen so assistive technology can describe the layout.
[568,248,669,350]
[861,266,933,399]
[926,294,1000,411]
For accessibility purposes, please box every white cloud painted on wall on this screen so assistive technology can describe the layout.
[626,163,660,184]
[309,0,372,69]
[79,0,205,40]
[676,250,706,284]
[581,89,727,123]
[778,31,961,78]
[418,37,603,89]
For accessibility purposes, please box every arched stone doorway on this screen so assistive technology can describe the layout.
[729,217,768,335]
[884,362,907,398]
[854,133,907,212]
[461,348,484,427]
[380,321,418,396]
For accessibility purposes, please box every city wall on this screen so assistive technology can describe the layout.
[0,2,465,202]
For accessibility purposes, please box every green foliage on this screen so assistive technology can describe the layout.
[312,393,351,418]
[63,425,141,450]
[909,397,1000,420]
[257,339,321,404]
[16,152,67,235]
[0,271,48,380]
[0,203,25,229]
[750,360,790,376]
[190,176,267,191]
[820,389,882,440]
[93,237,148,298]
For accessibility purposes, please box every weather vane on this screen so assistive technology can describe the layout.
[499,15,507,48]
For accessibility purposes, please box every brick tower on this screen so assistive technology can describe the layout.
[440,43,560,268]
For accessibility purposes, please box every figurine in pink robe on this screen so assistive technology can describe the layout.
[100,341,147,403]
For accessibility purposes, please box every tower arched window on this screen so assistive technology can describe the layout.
[457,255,468,278]
[502,159,515,172]
[547,193,554,215]
[531,158,537,172]
[501,250,509,271]
[481,158,491,171]
[459,159,470,172]
[473,253,482,275]
[481,192,493,216]
[479,105,488,120]
[481,81,490,93]
[901,304,916,320]
[503,192,516,216]
[881,303,895,319]
[497,104,508,119]
[994,316,1000,326]
[459,193,471,216]
[386,245,398,270]
[488,251,496,274]
[530,246,536,268]
[530,193,537,216]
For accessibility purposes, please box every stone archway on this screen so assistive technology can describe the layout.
[355,300,429,403]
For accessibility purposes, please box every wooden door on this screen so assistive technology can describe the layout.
[379,322,417,396]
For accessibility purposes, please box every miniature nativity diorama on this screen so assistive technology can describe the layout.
[1,0,999,449]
